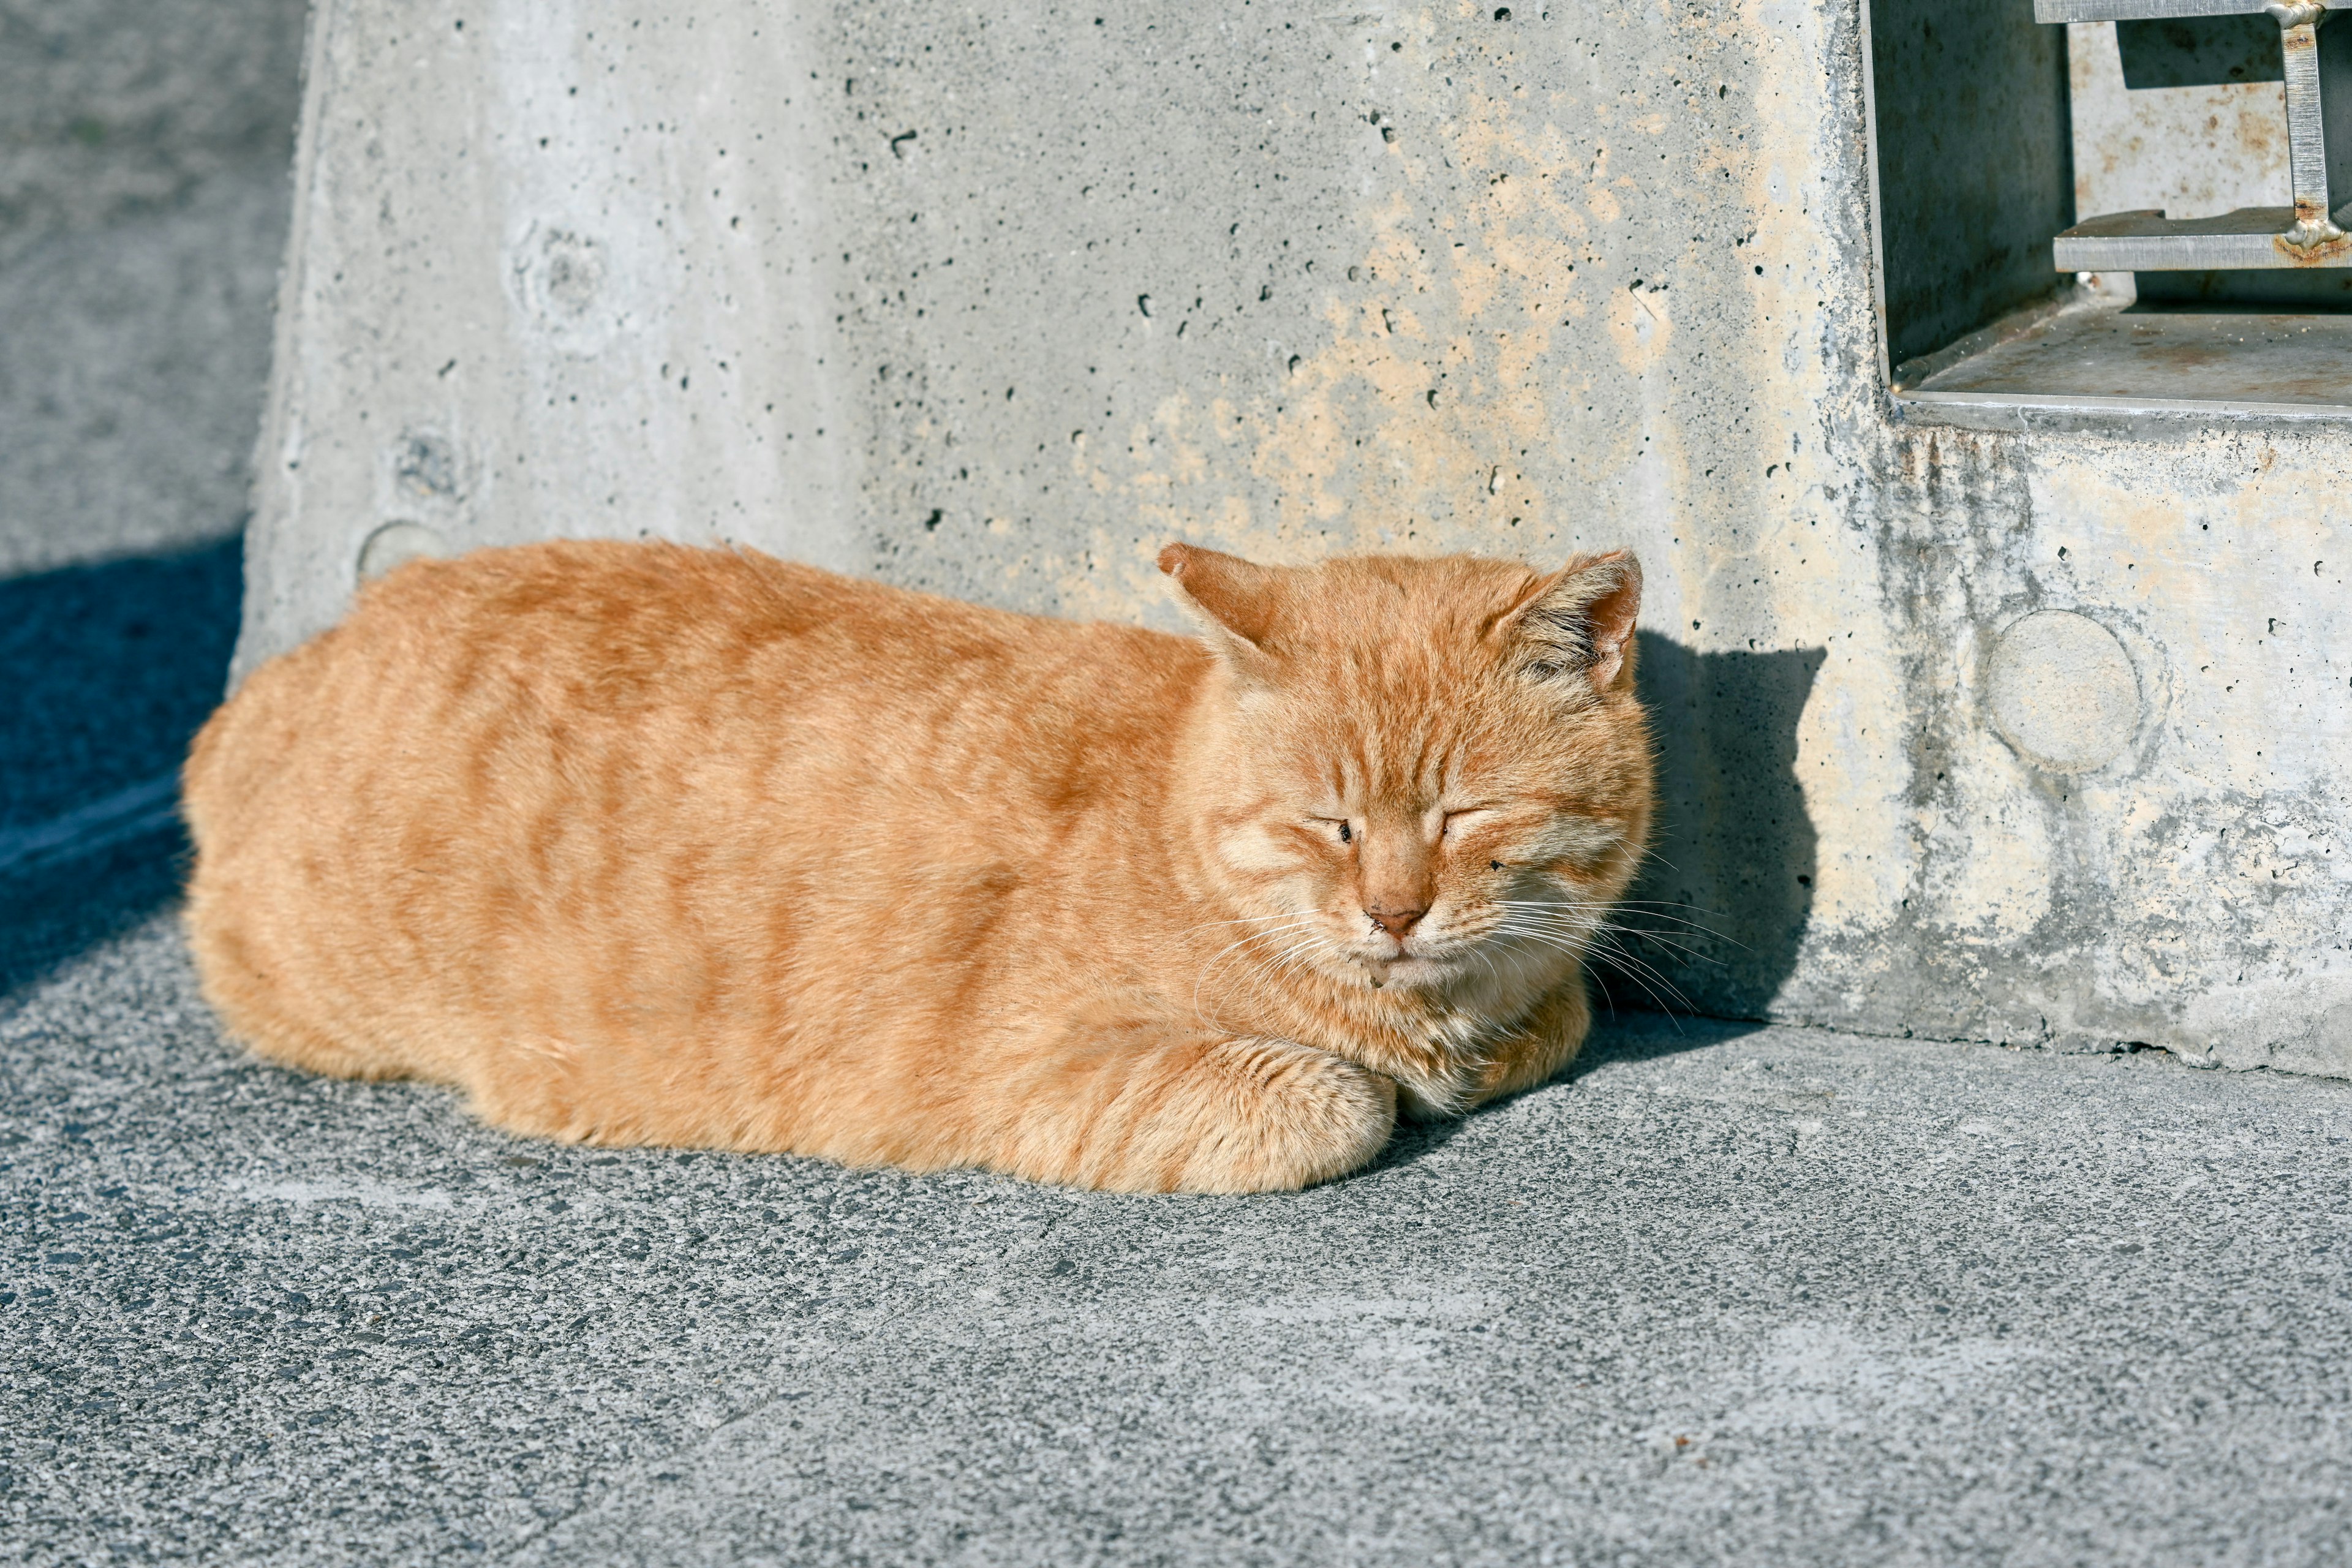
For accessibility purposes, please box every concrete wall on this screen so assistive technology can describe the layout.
[0,0,308,576]
[240,0,2352,1076]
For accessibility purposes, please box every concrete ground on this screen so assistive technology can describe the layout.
[6,915,2351,1566]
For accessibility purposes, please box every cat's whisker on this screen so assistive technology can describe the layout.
[1496,924,1595,962]
[1197,917,1327,971]
[1498,914,1608,948]
[1183,926,1327,981]
[1586,954,1686,1023]
[1276,936,1344,980]
[1502,920,1697,1016]
[1218,937,1337,1017]
[1496,902,1740,949]
[1174,911,1333,937]
[1589,933,1687,994]
[1497,898,1732,941]
[1586,962,1687,1036]
[1566,918,1714,960]
[1222,923,1346,995]
[1584,931,1697,1016]
[1565,909,1733,970]
[1192,917,1334,1023]
[1504,900,1732,992]
[1499,895,1726,918]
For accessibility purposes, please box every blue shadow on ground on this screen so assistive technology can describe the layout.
[0,536,243,999]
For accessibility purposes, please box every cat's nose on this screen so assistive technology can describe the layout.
[1365,905,1427,938]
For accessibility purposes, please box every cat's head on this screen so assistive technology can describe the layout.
[1162,543,1654,999]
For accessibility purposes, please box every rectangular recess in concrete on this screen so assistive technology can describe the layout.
[1884,4,2352,416]
[1867,0,2076,371]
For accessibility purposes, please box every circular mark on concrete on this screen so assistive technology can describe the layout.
[535,230,605,317]
[357,521,448,583]
[512,227,620,355]
[1986,609,2141,773]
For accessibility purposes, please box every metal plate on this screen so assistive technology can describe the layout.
[1899,303,2352,415]
[2053,205,2352,267]
[2036,0,2343,23]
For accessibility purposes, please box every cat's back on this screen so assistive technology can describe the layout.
[251,537,1096,717]
[190,538,1194,815]
[186,540,865,836]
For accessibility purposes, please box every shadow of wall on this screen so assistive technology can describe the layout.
[0,538,242,998]
[1603,632,1825,1023]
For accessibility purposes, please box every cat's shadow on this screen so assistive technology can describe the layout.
[1365,1011,1773,1174]
[1607,631,1827,1023]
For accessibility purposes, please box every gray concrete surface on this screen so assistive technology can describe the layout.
[6,914,2351,1566]
[0,166,290,577]
[0,0,306,260]
[0,0,289,982]
[0,0,306,576]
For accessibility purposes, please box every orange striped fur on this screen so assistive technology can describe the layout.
[182,540,1652,1191]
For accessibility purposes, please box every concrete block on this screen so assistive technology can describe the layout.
[241,0,2352,1074]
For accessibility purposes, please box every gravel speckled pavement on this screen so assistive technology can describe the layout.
[6,916,2351,1566]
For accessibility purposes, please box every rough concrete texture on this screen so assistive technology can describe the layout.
[0,171,290,577]
[6,916,2352,1565]
[236,1,2352,1077]
[0,0,307,576]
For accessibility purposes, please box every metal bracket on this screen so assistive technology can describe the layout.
[2038,0,2352,269]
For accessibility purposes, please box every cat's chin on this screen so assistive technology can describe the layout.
[1346,954,1449,992]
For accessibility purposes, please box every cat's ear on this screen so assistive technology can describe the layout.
[1494,551,1642,693]
[1158,543,1285,676]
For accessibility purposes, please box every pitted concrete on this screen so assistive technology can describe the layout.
[6,916,2351,1566]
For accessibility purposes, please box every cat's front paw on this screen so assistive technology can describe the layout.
[1070,1035,1394,1194]
[1391,1067,1480,1125]
[1165,1037,1398,1194]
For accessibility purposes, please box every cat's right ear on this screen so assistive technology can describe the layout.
[1493,550,1643,695]
[1159,543,1284,679]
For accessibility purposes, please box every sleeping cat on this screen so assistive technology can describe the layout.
[182,540,1652,1192]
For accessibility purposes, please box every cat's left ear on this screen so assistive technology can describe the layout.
[1159,543,1286,678]
[1494,551,1642,693]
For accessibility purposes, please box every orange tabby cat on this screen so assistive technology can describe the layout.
[182,540,1651,1192]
